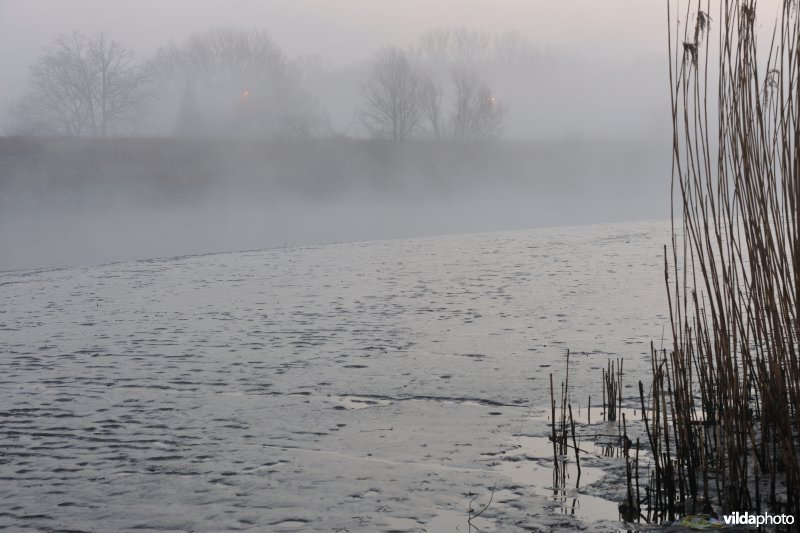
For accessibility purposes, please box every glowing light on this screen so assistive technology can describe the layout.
[489,96,497,104]
[242,89,250,98]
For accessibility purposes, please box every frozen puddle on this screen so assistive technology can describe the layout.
[496,436,620,523]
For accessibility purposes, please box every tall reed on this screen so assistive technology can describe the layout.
[646,0,800,521]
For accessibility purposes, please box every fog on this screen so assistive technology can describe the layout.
[0,1,674,139]
[0,136,668,270]
[1,1,770,271]
[0,194,657,272]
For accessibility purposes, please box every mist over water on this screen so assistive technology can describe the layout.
[3,2,799,531]
[0,2,690,271]
[0,188,665,272]
[0,3,691,531]
[0,137,668,271]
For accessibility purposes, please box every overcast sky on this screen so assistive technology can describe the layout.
[0,2,670,115]
[0,1,671,64]
[0,0,787,133]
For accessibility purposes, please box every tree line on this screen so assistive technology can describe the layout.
[7,27,518,141]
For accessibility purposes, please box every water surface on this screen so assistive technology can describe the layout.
[0,220,671,531]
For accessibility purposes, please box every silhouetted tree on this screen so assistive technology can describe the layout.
[174,81,203,136]
[361,47,422,140]
[10,31,151,136]
[414,27,537,68]
[418,72,444,139]
[154,27,315,137]
[450,67,506,140]
[156,28,286,87]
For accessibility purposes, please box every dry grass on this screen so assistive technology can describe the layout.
[642,0,800,523]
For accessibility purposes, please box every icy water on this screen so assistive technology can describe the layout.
[0,220,673,532]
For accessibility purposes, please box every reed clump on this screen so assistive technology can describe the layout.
[550,350,582,488]
[644,0,800,523]
[602,358,623,422]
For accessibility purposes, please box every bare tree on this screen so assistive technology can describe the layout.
[415,27,535,67]
[492,31,538,67]
[174,80,203,136]
[155,28,287,86]
[361,46,422,140]
[418,71,444,139]
[154,27,315,137]
[449,28,492,65]
[10,31,151,136]
[416,28,452,65]
[449,67,506,140]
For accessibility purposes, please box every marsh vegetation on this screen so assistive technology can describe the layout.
[643,0,800,523]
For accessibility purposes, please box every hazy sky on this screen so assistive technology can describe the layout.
[0,2,670,64]
[0,0,786,133]
[0,0,789,269]
[0,1,670,117]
